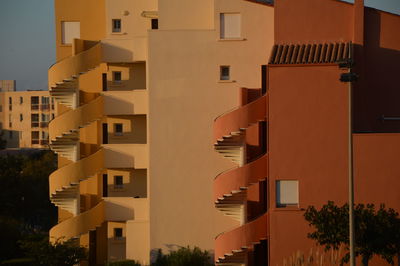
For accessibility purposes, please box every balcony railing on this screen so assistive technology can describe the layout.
[40,122,49,128]
[41,104,50,111]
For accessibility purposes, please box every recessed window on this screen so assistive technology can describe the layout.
[19,97,23,104]
[114,175,123,189]
[112,19,121,33]
[114,123,123,136]
[114,228,123,240]
[220,66,230,81]
[112,71,122,83]
[276,180,299,207]
[61,21,80,45]
[31,114,39,128]
[151,19,158,30]
[220,13,241,39]
[0,105,2,112]
[20,114,23,122]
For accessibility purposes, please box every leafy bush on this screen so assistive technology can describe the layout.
[106,260,141,266]
[152,246,213,266]
[19,235,87,266]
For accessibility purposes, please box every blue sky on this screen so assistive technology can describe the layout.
[0,0,398,91]
[0,0,54,91]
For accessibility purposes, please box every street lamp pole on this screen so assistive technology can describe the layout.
[338,42,357,266]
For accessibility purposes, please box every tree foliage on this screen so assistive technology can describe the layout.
[0,151,57,261]
[152,246,213,266]
[18,235,86,266]
[304,201,400,265]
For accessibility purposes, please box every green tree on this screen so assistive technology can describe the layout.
[0,151,57,260]
[152,246,213,266]
[18,235,87,266]
[304,201,400,266]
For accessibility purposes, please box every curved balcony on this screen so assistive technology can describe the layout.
[214,154,268,204]
[214,85,269,264]
[50,144,148,212]
[50,198,148,242]
[215,213,268,264]
[49,149,104,200]
[214,94,268,143]
[48,40,102,107]
[49,96,103,141]
[49,96,103,160]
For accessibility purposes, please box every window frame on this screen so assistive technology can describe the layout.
[114,123,123,136]
[114,228,123,240]
[114,175,124,189]
[112,19,122,33]
[276,180,299,208]
[220,13,242,40]
[220,65,230,81]
[112,71,122,83]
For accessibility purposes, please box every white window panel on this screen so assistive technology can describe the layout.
[61,21,80,45]
[276,180,299,207]
[220,13,241,39]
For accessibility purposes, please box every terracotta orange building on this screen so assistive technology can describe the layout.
[213,0,400,265]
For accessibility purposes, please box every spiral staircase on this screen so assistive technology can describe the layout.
[214,73,269,265]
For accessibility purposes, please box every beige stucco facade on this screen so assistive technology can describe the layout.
[147,0,274,256]
[0,84,56,149]
[48,0,273,264]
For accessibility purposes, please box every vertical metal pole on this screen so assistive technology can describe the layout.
[348,43,356,266]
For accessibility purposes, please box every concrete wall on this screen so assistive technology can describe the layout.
[148,0,274,256]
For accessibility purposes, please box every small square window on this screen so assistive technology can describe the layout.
[61,21,80,45]
[220,13,241,39]
[151,19,158,30]
[112,19,121,33]
[114,175,123,189]
[114,228,123,240]
[276,180,299,207]
[220,66,230,81]
[114,123,123,136]
[113,71,122,83]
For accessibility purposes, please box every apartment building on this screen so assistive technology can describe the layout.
[213,0,400,265]
[48,0,275,264]
[0,81,56,149]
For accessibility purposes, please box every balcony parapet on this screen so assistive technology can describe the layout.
[49,96,104,142]
[101,37,147,63]
[50,198,148,242]
[49,149,104,198]
[49,145,148,201]
[103,90,148,115]
[215,213,268,262]
[214,154,268,202]
[48,41,102,89]
[214,94,268,143]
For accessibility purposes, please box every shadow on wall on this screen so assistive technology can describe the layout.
[1,129,21,148]
[102,43,134,62]
[353,8,400,133]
